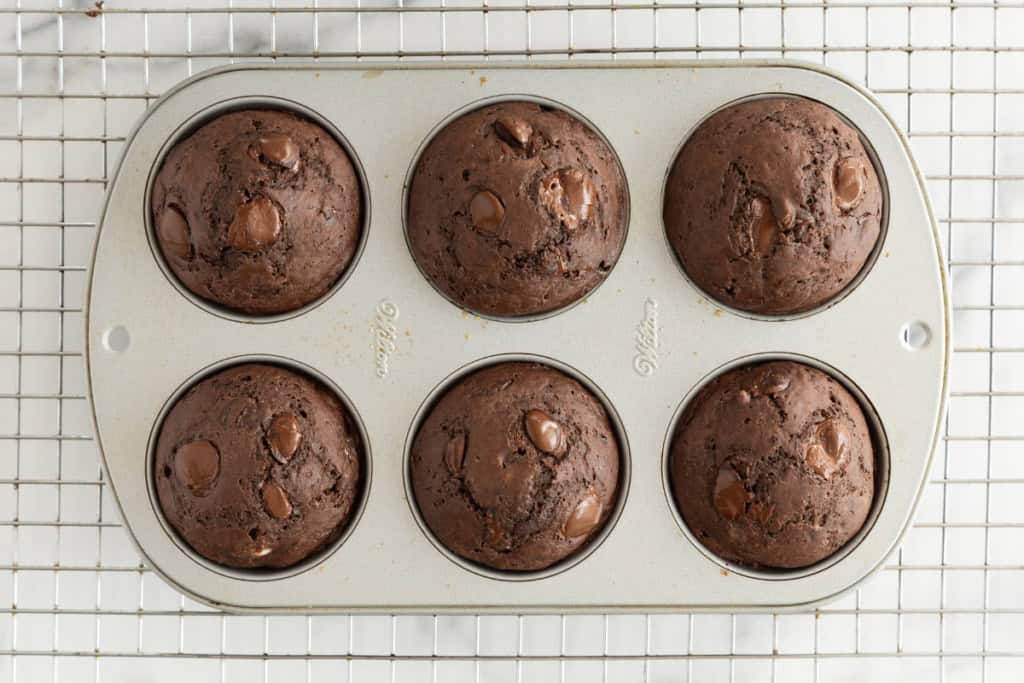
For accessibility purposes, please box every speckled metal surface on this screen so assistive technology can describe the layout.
[86,62,947,613]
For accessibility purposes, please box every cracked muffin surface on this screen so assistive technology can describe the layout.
[663,97,883,315]
[154,363,363,570]
[406,101,628,318]
[669,361,875,569]
[410,362,621,571]
[151,109,363,316]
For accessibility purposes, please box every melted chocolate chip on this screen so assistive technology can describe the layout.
[266,413,302,463]
[444,432,466,473]
[805,419,850,478]
[713,466,749,521]
[257,134,300,170]
[227,196,281,250]
[175,440,220,494]
[539,169,596,231]
[749,196,777,256]
[524,409,565,455]
[563,491,603,539]
[469,190,505,234]
[158,205,192,260]
[777,197,798,230]
[804,443,835,478]
[759,372,791,395]
[494,116,532,148]
[261,481,293,519]
[834,157,868,211]
[821,420,849,457]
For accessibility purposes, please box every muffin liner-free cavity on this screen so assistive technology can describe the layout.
[144,96,373,324]
[145,354,372,582]
[402,353,631,582]
[661,93,890,321]
[402,95,631,322]
[662,352,891,582]
[86,61,949,612]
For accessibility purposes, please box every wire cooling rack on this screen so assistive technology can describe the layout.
[1,0,1022,681]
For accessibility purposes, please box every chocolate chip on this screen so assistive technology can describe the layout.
[834,157,867,211]
[469,190,505,234]
[818,419,850,460]
[175,440,220,494]
[158,205,192,260]
[562,490,602,539]
[444,432,466,473]
[713,466,749,521]
[748,196,777,256]
[562,170,596,222]
[227,196,281,250]
[524,409,565,455]
[266,413,302,463]
[759,372,790,395]
[494,116,533,148]
[778,197,798,230]
[539,169,596,231]
[804,443,836,479]
[261,481,293,519]
[805,419,850,479]
[257,134,300,170]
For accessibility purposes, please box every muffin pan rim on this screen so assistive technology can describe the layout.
[85,60,950,612]
[660,351,891,582]
[658,92,891,322]
[401,352,633,582]
[143,95,374,324]
[144,353,375,581]
[401,93,632,323]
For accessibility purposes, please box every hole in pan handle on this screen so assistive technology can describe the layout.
[102,325,131,353]
[900,321,930,351]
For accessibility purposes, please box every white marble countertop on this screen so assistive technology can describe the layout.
[0,2,1021,682]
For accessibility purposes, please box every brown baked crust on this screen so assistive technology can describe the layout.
[663,97,883,315]
[410,362,621,571]
[154,363,363,569]
[151,109,363,316]
[669,361,875,569]
[407,101,628,318]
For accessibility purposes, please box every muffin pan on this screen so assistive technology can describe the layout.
[85,61,949,612]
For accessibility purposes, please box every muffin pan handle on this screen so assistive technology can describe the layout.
[86,61,949,613]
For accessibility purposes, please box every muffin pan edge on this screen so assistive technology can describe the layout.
[85,60,950,612]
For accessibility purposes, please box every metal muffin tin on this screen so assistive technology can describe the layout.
[85,61,950,613]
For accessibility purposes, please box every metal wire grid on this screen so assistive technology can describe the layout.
[0,0,1022,681]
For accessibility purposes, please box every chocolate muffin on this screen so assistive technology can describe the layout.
[410,362,621,571]
[151,109,363,316]
[154,363,363,570]
[669,361,875,569]
[663,97,883,315]
[406,101,628,318]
